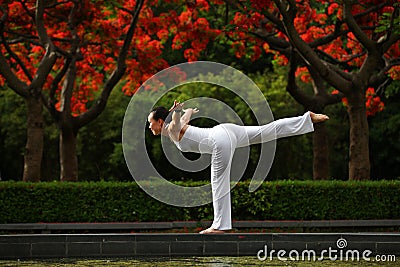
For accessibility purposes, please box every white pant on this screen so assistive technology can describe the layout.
[208,112,314,230]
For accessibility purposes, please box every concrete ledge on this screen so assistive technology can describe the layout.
[1,220,399,233]
[0,233,399,259]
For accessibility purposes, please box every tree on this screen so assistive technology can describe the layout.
[43,0,147,181]
[0,0,170,181]
[1,0,141,181]
[0,0,56,181]
[186,0,399,180]
[272,0,399,180]
[0,0,224,181]
[2,0,398,182]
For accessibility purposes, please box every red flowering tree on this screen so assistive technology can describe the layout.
[0,0,220,181]
[1,0,149,181]
[185,0,399,180]
[1,0,398,182]
[271,0,399,180]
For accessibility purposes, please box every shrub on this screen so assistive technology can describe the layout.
[0,180,399,223]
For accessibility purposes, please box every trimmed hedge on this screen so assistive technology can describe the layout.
[0,180,399,223]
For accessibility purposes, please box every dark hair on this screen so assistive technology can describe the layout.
[150,106,169,121]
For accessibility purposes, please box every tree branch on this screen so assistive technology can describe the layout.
[307,59,342,109]
[0,8,33,81]
[261,10,285,32]
[250,29,290,55]
[35,0,52,48]
[4,31,73,59]
[381,31,400,53]
[1,36,34,81]
[287,52,342,110]
[316,48,367,69]
[308,64,326,96]
[325,91,344,106]
[19,0,36,21]
[0,8,29,97]
[56,0,82,125]
[59,58,76,116]
[76,0,145,128]
[369,58,400,86]
[309,20,347,48]
[42,57,72,119]
[225,0,229,25]
[354,2,387,19]
[5,30,100,47]
[30,0,58,93]
[381,4,399,48]
[286,52,314,107]
[325,62,354,81]
[0,52,29,97]
[273,0,352,94]
[343,0,377,53]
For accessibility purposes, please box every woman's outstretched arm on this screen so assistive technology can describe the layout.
[168,100,184,139]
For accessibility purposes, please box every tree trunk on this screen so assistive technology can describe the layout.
[312,122,329,180]
[347,89,370,180]
[23,97,44,182]
[60,125,78,181]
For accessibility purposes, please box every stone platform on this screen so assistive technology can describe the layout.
[1,232,399,259]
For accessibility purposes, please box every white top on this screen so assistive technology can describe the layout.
[172,125,213,154]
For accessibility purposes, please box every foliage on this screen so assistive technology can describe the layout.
[0,0,225,113]
[77,88,131,181]
[190,0,400,116]
[3,0,397,112]
[1,69,399,181]
[1,180,399,223]
[332,88,385,117]
[0,88,25,180]
[2,0,398,182]
[369,92,400,180]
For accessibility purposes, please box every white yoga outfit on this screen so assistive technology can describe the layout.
[172,112,314,230]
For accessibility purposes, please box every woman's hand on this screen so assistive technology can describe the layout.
[183,108,199,114]
[169,100,184,112]
[180,107,199,125]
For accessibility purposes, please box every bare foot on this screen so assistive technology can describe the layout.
[310,112,329,123]
[199,227,226,234]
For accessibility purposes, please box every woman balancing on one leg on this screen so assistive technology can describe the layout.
[147,100,329,234]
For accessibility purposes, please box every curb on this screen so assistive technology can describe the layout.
[1,232,399,259]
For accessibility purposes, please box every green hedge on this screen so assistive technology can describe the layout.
[0,180,399,223]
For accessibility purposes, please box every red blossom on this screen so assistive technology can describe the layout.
[333,87,384,117]
[2,0,398,117]
[295,67,311,83]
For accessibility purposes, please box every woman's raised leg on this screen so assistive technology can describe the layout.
[235,111,325,147]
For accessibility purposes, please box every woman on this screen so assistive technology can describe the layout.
[148,100,329,234]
